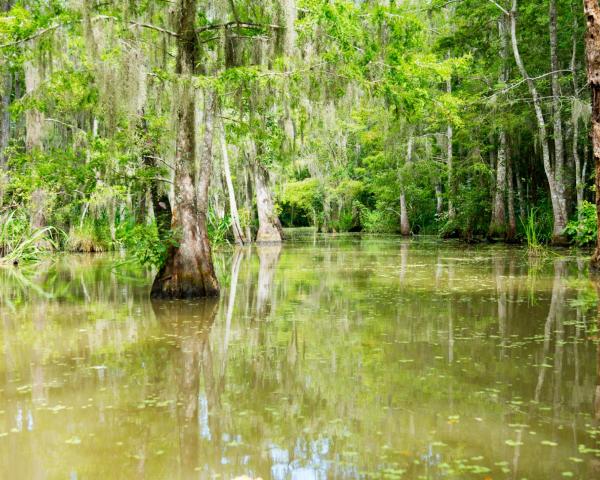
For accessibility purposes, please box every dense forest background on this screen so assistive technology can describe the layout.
[0,0,595,267]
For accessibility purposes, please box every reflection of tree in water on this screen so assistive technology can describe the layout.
[152,299,219,478]
[592,278,600,476]
[5,244,600,478]
[533,260,566,404]
[256,244,282,319]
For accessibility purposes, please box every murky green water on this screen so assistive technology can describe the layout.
[1,235,600,479]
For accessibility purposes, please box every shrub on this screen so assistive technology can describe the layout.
[67,223,109,253]
[359,204,398,233]
[0,210,57,265]
[120,222,175,269]
[565,201,597,247]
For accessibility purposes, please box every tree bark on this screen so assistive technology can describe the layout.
[549,0,567,223]
[244,165,253,243]
[24,47,51,249]
[435,183,443,216]
[281,0,297,58]
[584,0,600,271]
[254,160,284,243]
[507,154,517,241]
[24,59,44,153]
[151,0,219,298]
[490,17,509,238]
[219,123,245,245]
[509,0,568,244]
[516,173,526,222]
[446,75,455,220]
[572,11,584,214]
[0,72,10,169]
[400,135,413,236]
[490,130,507,237]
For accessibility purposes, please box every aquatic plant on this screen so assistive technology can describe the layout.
[0,210,57,265]
[521,208,549,255]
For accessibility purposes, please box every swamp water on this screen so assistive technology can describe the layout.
[1,235,600,479]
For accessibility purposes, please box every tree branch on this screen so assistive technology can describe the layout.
[94,15,178,37]
[0,23,62,49]
[499,69,573,94]
[0,16,178,50]
[126,20,179,38]
[487,0,510,16]
[197,21,282,33]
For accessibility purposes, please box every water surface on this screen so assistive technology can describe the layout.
[1,235,600,479]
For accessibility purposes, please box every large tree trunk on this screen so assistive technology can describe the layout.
[400,135,413,236]
[151,0,219,298]
[219,123,245,245]
[0,67,9,206]
[0,71,10,169]
[281,0,297,57]
[585,0,600,271]
[572,12,585,215]
[446,76,455,220]
[435,183,443,215]
[549,0,567,222]
[254,161,283,243]
[516,173,526,222]
[24,59,44,153]
[244,165,253,243]
[510,0,568,244]
[490,130,507,237]
[490,17,509,238]
[24,48,51,249]
[507,155,517,241]
[281,0,296,144]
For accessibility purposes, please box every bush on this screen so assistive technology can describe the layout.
[67,223,109,253]
[120,222,175,269]
[207,211,233,244]
[359,204,398,233]
[0,210,57,265]
[565,201,597,246]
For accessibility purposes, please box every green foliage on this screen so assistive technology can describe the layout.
[359,203,398,234]
[207,212,233,245]
[0,210,57,265]
[523,209,541,250]
[119,221,177,270]
[565,201,597,247]
[0,0,594,261]
[280,178,323,227]
[521,207,553,253]
[67,223,109,253]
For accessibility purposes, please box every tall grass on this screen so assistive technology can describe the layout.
[0,210,56,265]
[521,208,545,255]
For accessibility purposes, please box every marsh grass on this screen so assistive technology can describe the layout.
[0,210,57,265]
[522,208,548,257]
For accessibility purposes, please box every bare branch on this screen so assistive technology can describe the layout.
[498,69,573,95]
[487,0,510,16]
[46,118,83,132]
[126,20,178,38]
[197,21,282,33]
